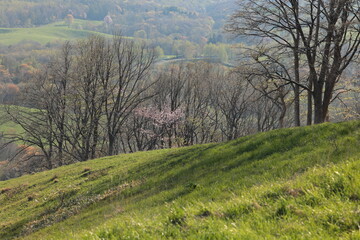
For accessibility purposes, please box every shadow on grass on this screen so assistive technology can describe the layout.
[4,121,360,239]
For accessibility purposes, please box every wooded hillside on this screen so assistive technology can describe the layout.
[0,0,235,44]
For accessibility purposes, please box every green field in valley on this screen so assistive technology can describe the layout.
[0,20,111,45]
[0,106,23,135]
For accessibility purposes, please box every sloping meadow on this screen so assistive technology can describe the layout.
[0,121,360,239]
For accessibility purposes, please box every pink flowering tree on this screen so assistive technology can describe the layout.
[104,15,113,25]
[133,105,184,149]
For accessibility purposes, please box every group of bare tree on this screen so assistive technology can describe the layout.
[2,0,360,174]
[118,61,293,153]
[227,0,360,125]
[4,35,155,167]
[2,39,288,169]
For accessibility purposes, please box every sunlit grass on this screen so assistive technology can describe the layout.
[0,20,111,45]
[0,121,360,239]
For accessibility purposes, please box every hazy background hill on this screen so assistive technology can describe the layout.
[0,0,238,94]
[0,0,236,44]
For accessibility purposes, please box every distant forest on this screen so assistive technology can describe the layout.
[0,0,235,44]
[0,0,238,96]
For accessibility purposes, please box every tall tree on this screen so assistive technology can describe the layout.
[103,36,155,156]
[227,0,360,124]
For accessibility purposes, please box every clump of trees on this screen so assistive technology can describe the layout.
[3,35,289,170]
[226,0,360,125]
[0,83,20,103]
[5,35,155,167]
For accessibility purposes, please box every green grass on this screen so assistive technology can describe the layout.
[0,106,23,134]
[1,121,360,239]
[0,20,112,45]
[0,119,21,135]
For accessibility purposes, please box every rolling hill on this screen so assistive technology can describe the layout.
[0,0,236,45]
[0,20,112,46]
[0,121,360,239]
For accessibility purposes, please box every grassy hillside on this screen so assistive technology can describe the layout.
[1,121,360,239]
[0,20,111,45]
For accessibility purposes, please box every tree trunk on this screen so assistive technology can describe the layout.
[108,134,115,156]
[313,89,324,124]
[307,80,313,126]
[307,91,312,126]
[293,32,301,127]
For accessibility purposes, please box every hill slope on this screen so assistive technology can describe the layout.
[0,0,235,44]
[0,20,112,45]
[1,121,360,239]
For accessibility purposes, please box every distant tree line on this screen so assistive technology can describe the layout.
[0,38,234,104]
[0,0,227,45]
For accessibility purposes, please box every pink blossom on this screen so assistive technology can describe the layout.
[134,106,184,127]
[104,15,113,25]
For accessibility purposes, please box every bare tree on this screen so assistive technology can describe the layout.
[227,0,360,124]
[3,34,156,166]
[239,47,293,128]
[45,41,73,164]
[103,36,156,156]
[4,81,56,169]
[252,95,282,132]
[181,62,218,145]
[214,72,252,140]
[63,36,111,161]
